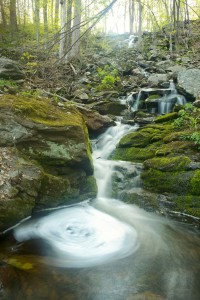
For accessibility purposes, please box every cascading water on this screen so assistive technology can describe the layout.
[1,120,200,300]
[127,80,187,114]
[158,80,186,114]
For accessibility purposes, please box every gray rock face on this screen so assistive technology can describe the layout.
[147,73,169,87]
[0,57,25,80]
[177,68,200,98]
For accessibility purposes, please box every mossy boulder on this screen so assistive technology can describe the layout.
[143,156,191,172]
[0,95,97,231]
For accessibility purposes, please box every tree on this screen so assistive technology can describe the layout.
[129,0,135,34]
[0,0,7,27]
[10,0,18,32]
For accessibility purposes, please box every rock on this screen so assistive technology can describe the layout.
[177,68,200,98]
[0,147,42,231]
[193,100,200,108]
[148,73,169,87]
[166,65,186,79]
[0,95,97,231]
[0,57,25,80]
[91,100,126,116]
[155,60,173,70]
[73,89,89,101]
[76,105,114,134]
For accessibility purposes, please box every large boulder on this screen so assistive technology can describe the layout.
[0,57,25,80]
[0,95,97,231]
[177,68,200,98]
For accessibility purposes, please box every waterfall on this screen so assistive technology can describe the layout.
[92,120,139,198]
[127,80,186,114]
[158,80,186,114]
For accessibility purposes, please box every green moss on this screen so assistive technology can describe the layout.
[155,141,193,156]
[118,131,152,148]
[163,131,184,142]
[172,195,200,217]
[111,147,155,162]
[155,112,178,123]
[146,94,160,100]
[144,156,191,172]
[0,94,83,127]
[190,170,200,195]
[141,169,194,194]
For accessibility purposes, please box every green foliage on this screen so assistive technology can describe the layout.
[180,131,200,149]
[173,103,200,149]
[96,65,120,91]
[21,52,38,74]
[173,103,200,129]
[0,79,18,88]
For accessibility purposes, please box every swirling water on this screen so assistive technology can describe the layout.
[0,120,200,300]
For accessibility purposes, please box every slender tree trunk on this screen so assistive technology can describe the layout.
[55,0,59,29]
[129,0,135,34]
[123,0,127,33]
[43,0,48,38]
[65,0,72,52]
[138,0,142,41]
[0,0,7,27]
[10,0,18,32]
[34,0,40,44]
[69,0,82,59]
[59,0,67,59]
[185,0,191,36]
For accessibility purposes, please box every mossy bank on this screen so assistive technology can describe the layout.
[111,110,200,218]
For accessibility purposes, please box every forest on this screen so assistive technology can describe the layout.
[0,0,200,59]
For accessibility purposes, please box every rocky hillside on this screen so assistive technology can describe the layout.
[0,21,200,230]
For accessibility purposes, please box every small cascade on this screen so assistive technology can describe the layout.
[158,80,186,114]
[92,119,139,198]
[126,91,142,112]
[126,80,186,115]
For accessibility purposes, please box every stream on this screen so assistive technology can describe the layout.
[0,120,200,300]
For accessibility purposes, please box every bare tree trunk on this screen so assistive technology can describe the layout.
[33,0,40,44]
[10,0,18,32]
[0,0,7,27]
[59,0,67,59]
[43,0,48,39]
[68,0,82,60]
[55,0,59,29]
[65,0,72,52]
[185,0,191,36]
[138,0,142,42]
[129,0,135,34]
